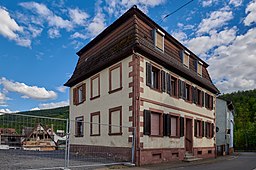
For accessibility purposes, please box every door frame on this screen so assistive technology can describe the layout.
[185,116,193,153]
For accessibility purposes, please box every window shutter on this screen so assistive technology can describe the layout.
[163,114,170,136]
[202,121,205,137]
[192,87,196,104]
[73,88,77,105]
[82,83,86,102]
[143,110,151,135]
[202,92,205,107]
[211,123,214,138]
[180,116,184,137]
[161,70,166,92]
[195,87,198,104]
[210,96,213,110]
[166,73,171,95]
[182,82,186,99]
[146,63,152,87]
[178,79,182,98]
[179,50,184,63]
[194,120,197,137]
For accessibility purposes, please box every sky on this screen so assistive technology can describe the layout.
[0,0,256,113]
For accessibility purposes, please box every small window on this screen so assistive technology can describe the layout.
[170,115,179,137]
[109,63,122,93]
[180,50,190,68]
[205,93,213,110]
[109,106,122,135]
[205,122,214,138]
[146,62,161,90]
[75,116,84,137]
[194,120,202,137]
[90,74,100,100]
[197,89,202,106]
[90,112,100,136]
[171,77,178,97]
[154,29,165,51]
[197,62,203,76]
[185,83,191,101]
[73,83,86,105]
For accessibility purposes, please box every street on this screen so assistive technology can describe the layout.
[140,152,256,170]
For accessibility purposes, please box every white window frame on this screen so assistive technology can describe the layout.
[154,29,165,52]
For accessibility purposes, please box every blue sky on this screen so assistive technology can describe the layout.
[0,0,256,113]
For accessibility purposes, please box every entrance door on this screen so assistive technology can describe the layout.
[185,118,193,152]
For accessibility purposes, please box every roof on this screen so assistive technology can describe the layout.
[65,5,219,94]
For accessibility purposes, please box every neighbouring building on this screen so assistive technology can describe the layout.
[22,123,57,151]
[216,98,234,156]
[0,128,23,148]
[64,6,219,165]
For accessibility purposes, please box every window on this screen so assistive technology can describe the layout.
[185,83,191,101]
[197,89,202,106]
[109,106,122,135]
[154,29,165,51]
[75,116,84,137]
[180,50,190,68]
[205,122,214,138]
[146,62,161,90]
[109,63,122,93]
[171,76,178,97]
[170,115,179,137]
[205,93,213,110]
[90,74,100,100]
[197,62,203,76]
[143,109,163,137]
[73,83,86,105]
[194,120,202,137]
[90,112,100,136]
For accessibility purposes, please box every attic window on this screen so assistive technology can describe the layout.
[197,61,203,76]
[180,50,190,68]
[154,29,165,51]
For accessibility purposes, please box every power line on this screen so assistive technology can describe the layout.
[159,0,194,23]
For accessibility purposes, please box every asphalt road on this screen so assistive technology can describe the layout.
[171,152,256,170]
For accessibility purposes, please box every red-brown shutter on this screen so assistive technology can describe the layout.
[82,83,86,102]
[180,117,184,137]
[202,121,205,137]
[73,88,77,105]
[194,120,197,137]
[211,123,214,138]
[163,114,170,136]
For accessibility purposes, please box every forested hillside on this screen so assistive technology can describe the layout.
[219,89,256,150]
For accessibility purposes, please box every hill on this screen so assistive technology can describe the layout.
[0,106,69,134]
[219,89,256,150]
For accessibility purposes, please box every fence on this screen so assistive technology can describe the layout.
[0,112,135,169]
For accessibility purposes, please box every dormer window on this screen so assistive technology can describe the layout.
[197,61,203,76]
[154,29,165,51]
[180,50,190,68]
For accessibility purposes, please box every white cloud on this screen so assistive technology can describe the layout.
[57,86,67,93]
[0,108,19,114]
[20,2,73,31]
[208,28,256,93]
[185,27,237,57]
[0,6,23,40]
[0,77,57,100]
[172,31,187,42]
[0,92,8,106]
[87,12,106,37]
[201,0,219,7]
[69,8,89,25]
[31,100,69,110]
[28,25,43,38]
[71,32,87,39]
[229,0,243,7]
[197,7,233,34]
[244,0,256,26]
[48,28,61,39]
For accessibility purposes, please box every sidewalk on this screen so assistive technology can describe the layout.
[104,153,239,170]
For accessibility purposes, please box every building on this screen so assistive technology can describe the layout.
[0,128,23,148]
[216,98,235,155]
[64,6,219,165]
[22,123,57,151]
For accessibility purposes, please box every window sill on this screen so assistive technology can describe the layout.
[75,135,83,138]
[90,134,100,136]
[108,132,123,136]
[170,136,180,138]
[109,87,123,94]
[149,135,164,137]
[75,100,85,106]
[90,95,100,100]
